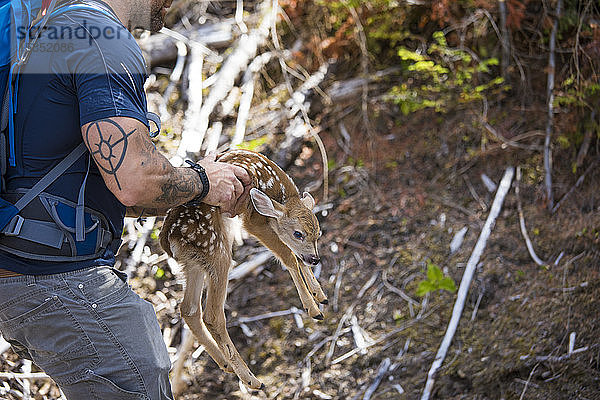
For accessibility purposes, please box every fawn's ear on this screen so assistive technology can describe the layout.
[301,192,315,210]
[251,188,284,218]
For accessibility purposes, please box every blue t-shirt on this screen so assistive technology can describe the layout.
[0,1,149,274]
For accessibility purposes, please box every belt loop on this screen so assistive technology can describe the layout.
[26,274,36,286]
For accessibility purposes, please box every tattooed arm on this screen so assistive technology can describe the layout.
[81,117,251,213]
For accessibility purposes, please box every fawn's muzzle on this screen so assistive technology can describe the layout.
[304,255,320,265]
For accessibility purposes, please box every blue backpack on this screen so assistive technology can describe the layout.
[0,0,119,260]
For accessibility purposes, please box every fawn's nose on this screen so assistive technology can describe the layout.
[308,256,320,265]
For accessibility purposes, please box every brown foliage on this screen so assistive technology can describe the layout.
[506,0,528,29]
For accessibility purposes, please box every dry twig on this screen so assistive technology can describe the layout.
[515,167,546,266]
[421,167,515,400]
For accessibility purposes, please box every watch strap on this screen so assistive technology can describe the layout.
[185,159,210,206]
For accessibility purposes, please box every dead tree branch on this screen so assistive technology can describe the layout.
[173,0,275,164]
[544,0,563,210]
[516,167,546,266]
[421,167,515,400]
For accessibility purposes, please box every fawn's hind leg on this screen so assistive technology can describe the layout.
[202,255,264,390]
[181,265,233,374]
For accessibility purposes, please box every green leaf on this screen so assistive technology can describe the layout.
[416,281,436,296]
[439,277,457,292]
[427,263,443,283]
[397,47,424,62]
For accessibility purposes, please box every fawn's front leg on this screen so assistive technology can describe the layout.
[298,260,328,305]
[203,257,264,390]
[247,224,324,319]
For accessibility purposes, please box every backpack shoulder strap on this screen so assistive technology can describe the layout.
[14,142,88,211]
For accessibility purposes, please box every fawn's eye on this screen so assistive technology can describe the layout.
[293,231,304,240]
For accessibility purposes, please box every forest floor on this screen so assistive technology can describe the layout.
[150,101,599,400]
[2,75,600,400]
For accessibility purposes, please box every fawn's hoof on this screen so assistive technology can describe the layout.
[320,299,329,305]
[251,383,266,396]
[245,379,264,391]
[313,313,324,321]
[252,383,265,396]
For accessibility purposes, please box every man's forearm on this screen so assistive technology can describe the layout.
[126,146,205,208]
[83,117,205,208]
[150,166,203,207]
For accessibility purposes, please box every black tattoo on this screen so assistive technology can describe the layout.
[86,119,136,190]
[155,169,200,204]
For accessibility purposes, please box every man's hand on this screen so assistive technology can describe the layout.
[198,152,251,217]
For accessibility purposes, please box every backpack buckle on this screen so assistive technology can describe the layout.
[3,215,24,236]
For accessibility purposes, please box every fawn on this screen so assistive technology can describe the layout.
[159,149,327,390]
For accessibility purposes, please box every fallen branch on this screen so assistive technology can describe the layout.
[203,121,223,154]
[231,52,275,147]
[139,22,232,67]
[21,360,31,400]
[159,40,187,121]
[483,122,543,151]
[515,167,546,266]
[421,166,515,400]
[535,346,590,362]
[228,251,272,281]
[382,269,418,308]
[0,372,50,380]
[174,0,275,162]
[171,43,204,165]
[326,67,400,103]
[363,358,391,400]
[234,307,302,325]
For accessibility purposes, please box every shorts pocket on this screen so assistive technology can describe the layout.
[79,370,149,400]
[80,267,130,308]
[0,295,99,386]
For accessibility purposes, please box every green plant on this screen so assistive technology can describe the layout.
[236,136,269,151]
[388,31,507,115]
[416,260,457,296]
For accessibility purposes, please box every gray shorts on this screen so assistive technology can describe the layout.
[0,266,173,400]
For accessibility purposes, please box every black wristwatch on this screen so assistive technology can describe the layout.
[185,159,210,206]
